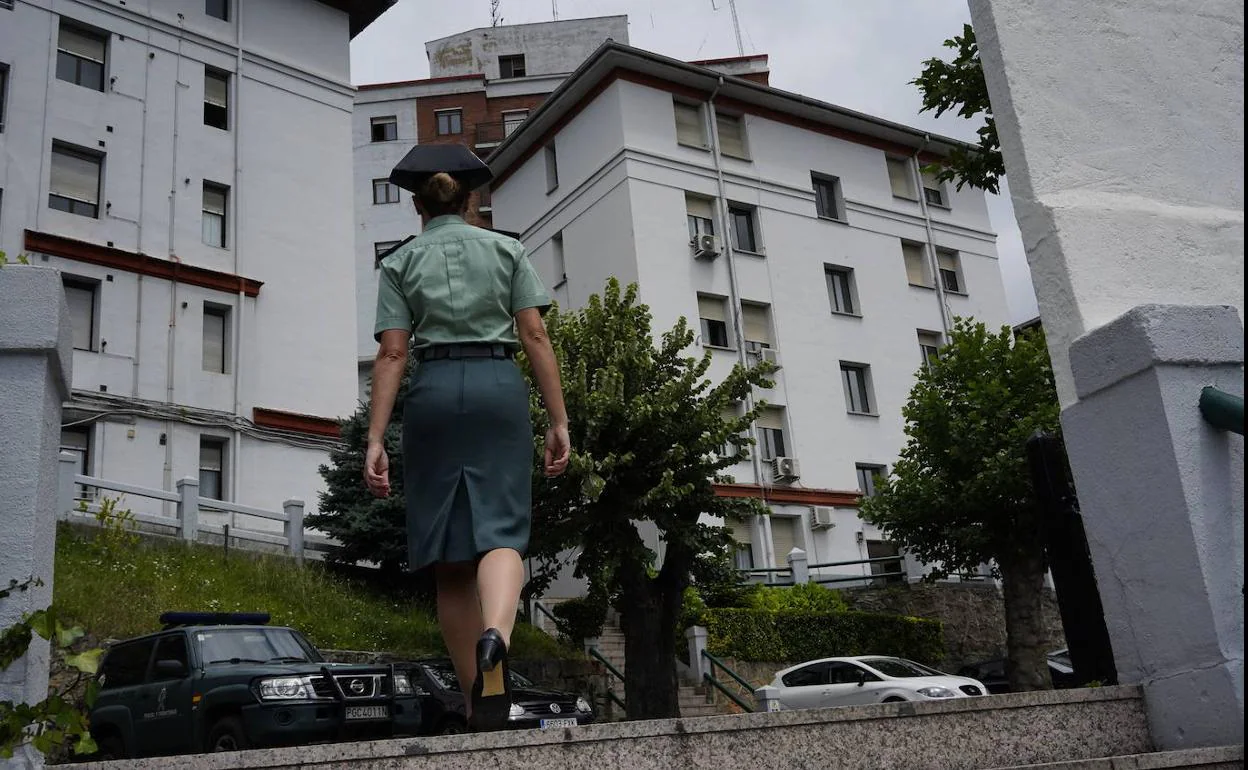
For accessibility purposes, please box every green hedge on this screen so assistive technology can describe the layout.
[551,597,607,646]
[701,608,944,665]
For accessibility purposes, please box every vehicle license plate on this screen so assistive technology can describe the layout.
[345,705,389,721]
[539,718,579,729]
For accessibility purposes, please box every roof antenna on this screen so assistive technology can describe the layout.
[490,0,503,27]
[710,0,746,56]
[552,0,559,20]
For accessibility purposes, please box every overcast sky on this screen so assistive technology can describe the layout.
[350,0,1039,324]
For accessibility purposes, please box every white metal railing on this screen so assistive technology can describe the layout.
[56,451,309,561]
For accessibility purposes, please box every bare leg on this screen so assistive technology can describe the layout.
[435,561,483,716]
[477,548,525,648]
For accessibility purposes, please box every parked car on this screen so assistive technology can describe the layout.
[767,656,988,710]
[957,649,1079,694]
[88,612,422,760]
[405,658,595,734]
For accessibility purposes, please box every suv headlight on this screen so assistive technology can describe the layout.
[575,697,592,713]
[916,686,956,699]
[257,675,320,701]
[392,672,414,696]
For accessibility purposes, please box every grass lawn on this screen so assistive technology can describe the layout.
[52,524,575,660]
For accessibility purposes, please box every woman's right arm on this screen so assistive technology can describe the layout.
[516,307,570,477]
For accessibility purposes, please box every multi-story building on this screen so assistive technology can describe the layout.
[0,0,389,527]
[486,42,1012,593]
[351,16,629,396]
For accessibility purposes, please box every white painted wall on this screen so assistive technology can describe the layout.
[426,16,628,80]
[492,77,1012,594]
[1,0,359,520]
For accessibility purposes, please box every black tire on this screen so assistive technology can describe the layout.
[206,715,250,753]
[88,733,125,762]
[437,717,468,735]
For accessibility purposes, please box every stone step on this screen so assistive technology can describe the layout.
[992,745,1244,769]
[77,686,1159,770]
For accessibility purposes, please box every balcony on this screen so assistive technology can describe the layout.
[474,120,524,151]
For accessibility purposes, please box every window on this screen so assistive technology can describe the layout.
[205,0,229,21]
[99,639,155,690]
[498,54,526,79]
[757,408,787,461]
[730,520,754,570]
[551,231,566,285]
[61,425,92,499]
[902,241,932,288]
[502,110,528,136]
[436,109,463,136]
[544,144,558,192]
[686,195,715,241]
[918,331,941,368]
[812,173,845,221]
[841,362,875,415]
[825,265,858,316]
[715,113,747,158]
[202,304,229,373]
[856,463,886,498]
[49,143,102,218]
[199,437,227,500]
[697,294,730,349]
[729,204,759,252]
[204,68,229,130]
[372,178,400,205]
[151,634,189,680]
[1,64,8,133]
[782,663,828,688]
[829,662,879,684]
[373,240,400,266]
[937,249,964,293]
[674,100,706,148]
[886,156,916,199]
[921,168,947,207]
[56,23,106,91]
[62,277,97,351]
[370,116,397,143]
[741,303,772,350]
[867,540,904,585]
[718,406,741,459]
[202,182,228,247]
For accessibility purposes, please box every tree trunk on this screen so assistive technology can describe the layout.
[999,548,1052,692]
[618,565,683,720]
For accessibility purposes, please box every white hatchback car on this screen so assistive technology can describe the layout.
[768,656,988,710]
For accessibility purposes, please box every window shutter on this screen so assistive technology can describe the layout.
[51,150,99,203]
[887,157,914,198]
[674,101,705,146]
[937,250,958,271]
[756,407,784,431]
[200,442,223,472]
[63,284,94,350]
[716,113,746,157]
[730,519,753,545]
[770,517,798,564]
[203,310,226,372]
[686,195,714,221]
[741,304,770,345]
[59,27,105,61]
[205,72,228,108]
[921,168,942,191]
[697,295,726,322]
[902,242,929,286]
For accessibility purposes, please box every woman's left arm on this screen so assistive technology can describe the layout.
[364,329,409,497]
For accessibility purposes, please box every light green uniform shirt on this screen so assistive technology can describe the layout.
[374,215,551,349]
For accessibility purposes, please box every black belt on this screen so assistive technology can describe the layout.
[417,343,514,362]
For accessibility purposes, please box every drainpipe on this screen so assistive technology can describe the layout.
[229,4,246,503]
[912,135,952,337]
[133,31,155,399]
[707,76,774,570]
[164,20,189,498]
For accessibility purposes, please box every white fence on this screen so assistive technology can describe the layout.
[55,451,325,561]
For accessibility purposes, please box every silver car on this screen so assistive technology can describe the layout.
[767,656,988,710]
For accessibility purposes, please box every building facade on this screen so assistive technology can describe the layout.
[0,0,387,527]
[351,16,628,396]
[486,43,1011,593]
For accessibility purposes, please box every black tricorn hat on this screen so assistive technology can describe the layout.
[389,144,493,193]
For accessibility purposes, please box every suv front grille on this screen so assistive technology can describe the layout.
[334,674,383,699]
[960,684,983,696]
[310,676,336,699]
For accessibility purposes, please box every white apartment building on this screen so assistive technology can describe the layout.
[352,16,628,398]
[0,0,389,527]
[487,43,1011,591]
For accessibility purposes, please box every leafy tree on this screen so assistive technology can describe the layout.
[912,23,1005,194]
[860,318,1058,692]
[523,279,774,719]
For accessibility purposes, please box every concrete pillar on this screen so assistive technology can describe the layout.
[686,625,709,681]
[786,547,809,585]
[968,0,1243,408]
[176,477,199,542]
[754,685,782,713]
[0,266,73,769]
[1061,304,1243,749]
[283,498,305,563]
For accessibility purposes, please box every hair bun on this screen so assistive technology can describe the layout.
[421,172,462,204]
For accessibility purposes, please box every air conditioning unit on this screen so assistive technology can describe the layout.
[771,456,800,482]
[692,233,720,260]
[759,347,782,369]
[811,506,835,529]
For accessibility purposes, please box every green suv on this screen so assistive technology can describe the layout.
[87,612,421,759]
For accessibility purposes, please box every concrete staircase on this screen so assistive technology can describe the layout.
[592,619,726,718]
[77,686,1244,770]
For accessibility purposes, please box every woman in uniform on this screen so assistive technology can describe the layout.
[363,145,570,732]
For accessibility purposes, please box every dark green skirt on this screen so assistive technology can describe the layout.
[402,357,532,572]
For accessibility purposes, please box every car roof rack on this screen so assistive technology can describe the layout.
[158,611,271,629]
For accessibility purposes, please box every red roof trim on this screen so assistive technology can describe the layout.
[714,483,861,507]
[252,408,342,438]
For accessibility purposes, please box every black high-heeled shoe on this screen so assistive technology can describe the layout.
[469,628,511,732]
